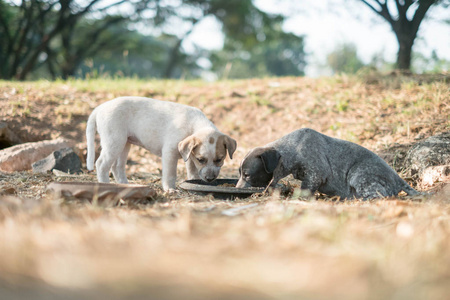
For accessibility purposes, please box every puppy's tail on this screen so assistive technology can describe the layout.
[86,109,97,171]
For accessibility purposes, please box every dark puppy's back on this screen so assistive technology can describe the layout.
[273,128,405,187]
[270,128,378,167]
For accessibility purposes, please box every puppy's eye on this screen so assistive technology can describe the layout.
[214,158,223,164]
[197,157,207,164]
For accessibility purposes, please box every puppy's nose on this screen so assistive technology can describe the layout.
[205,176,216,182]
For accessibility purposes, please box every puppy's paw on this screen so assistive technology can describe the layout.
[163,188,178,195]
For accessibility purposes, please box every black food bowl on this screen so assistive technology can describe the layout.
[179,179,265,199]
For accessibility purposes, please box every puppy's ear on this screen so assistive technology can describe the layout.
[178,136,200,162]
[260,148,280,173]
[223,135,237,159]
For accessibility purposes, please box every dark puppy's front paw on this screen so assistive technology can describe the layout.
[262,182,291,196]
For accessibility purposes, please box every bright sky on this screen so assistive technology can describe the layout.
[185,0,450,77]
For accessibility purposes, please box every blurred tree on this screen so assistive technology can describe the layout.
[412,49,450,73]
[214,1,305,78]
[79,29,202,79]
[210,30,305,78]
[326,43,365,74]
[368,50,394,72]
[152,0,293,78]
[0,0,306,80]
[356,0,449,71]
[0,0,150,80]
[56,15,131,79]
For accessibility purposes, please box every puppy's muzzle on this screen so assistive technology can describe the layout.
[236,178,251,188]
[200,167,219,183]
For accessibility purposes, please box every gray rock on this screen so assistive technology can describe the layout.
[0,138,73,172]
[405,131,450,181]
[32,147,82,174]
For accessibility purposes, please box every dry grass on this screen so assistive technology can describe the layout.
[0,74,449,299]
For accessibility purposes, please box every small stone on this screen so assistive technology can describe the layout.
[0,186,17,195]
[32,147,82,174]
[421,165,450,186]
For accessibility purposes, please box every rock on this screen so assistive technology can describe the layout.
[32,147,82,174]
[405,131,450,183]
[0,138,73,172]
[0,186,17,195]
[421,165,450,187]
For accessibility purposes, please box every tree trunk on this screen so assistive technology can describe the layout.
[163,39,183,78]
[163,18,201,78]
[358,0,436,72]
[396,34,414,70]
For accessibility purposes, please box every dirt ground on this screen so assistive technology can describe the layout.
[0,74,449,300]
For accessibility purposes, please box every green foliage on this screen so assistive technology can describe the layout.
[210,13,306,79]
[412,50,450,73]
[78,29,184,79]
[327,43,365,74]
[0,0,305,80]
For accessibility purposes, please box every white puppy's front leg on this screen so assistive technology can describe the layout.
[161,148,179,192]
[186,159,200,180]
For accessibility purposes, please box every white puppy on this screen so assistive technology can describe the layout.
[86,97,237,191]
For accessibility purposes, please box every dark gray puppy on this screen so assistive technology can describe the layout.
[236,128,419,199]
